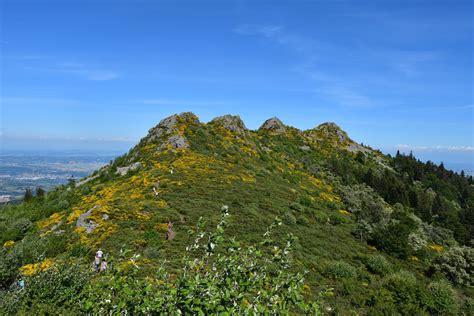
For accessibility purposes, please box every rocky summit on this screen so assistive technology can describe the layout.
[1,112,472,314]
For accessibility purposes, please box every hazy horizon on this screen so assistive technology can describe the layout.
[1,0,472,166]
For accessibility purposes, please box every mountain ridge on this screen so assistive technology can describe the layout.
[1,112,472,314]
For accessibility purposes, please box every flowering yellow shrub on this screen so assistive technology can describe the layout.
[156,200,168,208]
[226,175,240,183]
[67,207,85,224]
[38,212,64,229]
[241,174,256,183]
[19,258,54,276]
[156,223,169,232]
[130,191,144,200]
[319,192,339,202]
[429,243,444,253]
[339,210,351,216]
[3,240,15,248]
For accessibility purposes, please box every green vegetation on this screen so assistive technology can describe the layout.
[1,112,472,313]
[1,207,318,314]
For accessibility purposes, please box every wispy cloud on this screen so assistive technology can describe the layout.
[133,99,232,107]
[316,86,374,107]
[1,133,137,143]
[381,50,442,77]
[397,144,474,152]
[0,96,82,106]
[234,24,316,53]
[234,24,376,107]
[28,63,120,81]
[11,55,120,81]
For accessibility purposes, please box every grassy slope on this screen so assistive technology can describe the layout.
[1,113,469,314]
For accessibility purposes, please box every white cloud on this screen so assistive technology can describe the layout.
[19,57,120,81]
[397,144,474,152]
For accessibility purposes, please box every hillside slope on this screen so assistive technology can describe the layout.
[1,112,473,314]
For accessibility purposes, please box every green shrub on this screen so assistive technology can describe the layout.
[296,215,309,226]
[282,211,297,225]
[290,202,304,212]
[80,185,91,195]
[0,264,91,314]
[426,280,458,315]
[44,234,68,258]
[433,246,473,286]
[364,255,392,276]
[328,214,350,225]
[69,243,92,258]
[382,270,428,313]
[2,207,320,315]
[324,261,357,279]
[300,195,312,207]
[57,200,69,210]
[313,212,328,224]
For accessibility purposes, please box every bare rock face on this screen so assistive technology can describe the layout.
[76,206,100,234]
[210,115,248,135]
[259,117,287,134]
[159,134,190,150]
[76,173,100,187]
[147,112,199,143]
[314,122,348,143]
[347,143,371,154]
[116,162,142,176]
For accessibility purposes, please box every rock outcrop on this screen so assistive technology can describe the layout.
[147,112,199,143]
[210,115,248,135]
[159,134,190,150]
[259,117,287,134]
[312,122,349,143]
[76,173,100,187]
[76,206,100,234]
[116,162,142,176]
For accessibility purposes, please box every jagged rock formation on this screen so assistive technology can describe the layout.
[313,122,349,143]
[210,115,248,135]
[147,112,199,143]
[259,117,287,134]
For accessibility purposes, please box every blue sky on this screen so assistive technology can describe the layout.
[1,0,473,168]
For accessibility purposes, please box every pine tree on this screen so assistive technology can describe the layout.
[36,187,45,198]
[24,188,33,202]
[363,168,374,187]
[68,176,76,187]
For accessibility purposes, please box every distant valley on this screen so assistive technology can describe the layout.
[0,152,119,202]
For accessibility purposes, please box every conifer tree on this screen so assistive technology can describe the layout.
[24,188,33,202]
[36,187,45,198]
